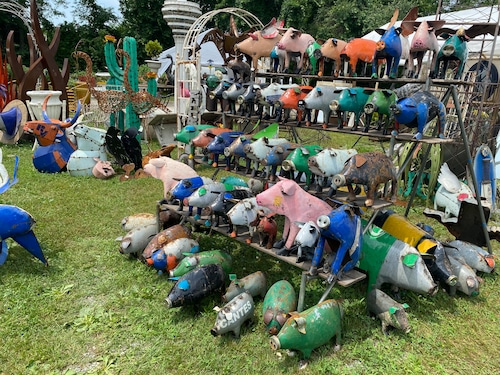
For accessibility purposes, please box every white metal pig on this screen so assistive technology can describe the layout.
[117,223,158,255]
[293,221,320,263]
[307,148,358,194]
[121,213,157,232]
[226,197,272,239]
[211,292,255,338]
[444,240,495,273]
[222,271,267,303]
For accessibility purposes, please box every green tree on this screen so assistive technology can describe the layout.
[119,0,173,63]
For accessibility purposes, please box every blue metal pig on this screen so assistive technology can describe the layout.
[206,131,244,168]
[0,204,48,266]
[168,176,213,215]
[309,205,363,283]
[371,10,402,79]
[260,142,298,181]
[390,91,446,140]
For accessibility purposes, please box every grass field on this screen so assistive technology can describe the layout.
[1,132,499,375]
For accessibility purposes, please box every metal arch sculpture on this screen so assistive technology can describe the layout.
[0,1,37,55]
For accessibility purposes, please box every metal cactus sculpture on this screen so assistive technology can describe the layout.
[104,36,140,131]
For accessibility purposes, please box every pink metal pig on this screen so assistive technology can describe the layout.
[143,156,198,199]
[256,177,332,253]
[277,27,316,73]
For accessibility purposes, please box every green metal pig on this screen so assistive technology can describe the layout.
[269,299,343,361]
[169,250,232,278]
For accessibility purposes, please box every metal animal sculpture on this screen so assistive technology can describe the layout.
[116,49,170,115]
[73,51,128,115]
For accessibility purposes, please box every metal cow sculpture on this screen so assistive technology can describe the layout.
[24,95,81,173]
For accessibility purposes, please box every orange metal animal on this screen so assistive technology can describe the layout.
[340,39,379,77]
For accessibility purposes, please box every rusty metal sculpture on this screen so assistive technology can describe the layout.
[115,49,170,115]
[5,0,69,106]
[73,51,128,116]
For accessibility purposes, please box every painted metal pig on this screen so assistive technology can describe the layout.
[191,127,235,150]
[363,89,397,134]
[371,9,404,79]
[208,80,232,112]
[233,17,284,71]
[236,82,268,117]
[143,156,198,199]
[224,134,253,172]
[367,288,411,335]
[117,223,158,255]
[92,158,115,179]
[256,177,332,252]
[390,91,447,140]
[318,38,348,77]
[333,151,397,207]
[147,238,200,272]
[211,292,255,338]
[227,57,251,83]
[0,204,48,266]
[310,205,363,280]
[165,264,226,308]
[185,181,231,215]
[445,254,481,297]
[277,27,316,73]
[141,224,191,261]
[444,240,495,274]
[405,20,446,78]
[358,223,438,295]
[307,148,358,195]
[293,221,320,263]
[169,249,233,278]
[262,280,297,335]
[260,141,299,181]
[207,187,255,232]
[433,27,468,79]
[227,197,273,239]
[121,213,157,231]
[275,86,313,123]
[329,87,371,130]
[298,85,347,128]
[222,82,246,114]
[174,124,215,145]
[340,38,377,77]
[270,299,343,361]
[206,131,244,167]
[251,211,278,249]
[223,271,267,303]
[372,209,458,288]
[243,136,289,177]
[281,144,323,190]
[255,82,299,119]
[168,176,214,214]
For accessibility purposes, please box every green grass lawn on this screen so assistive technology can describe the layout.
[1,135,499,375]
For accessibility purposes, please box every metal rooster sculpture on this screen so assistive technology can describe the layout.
[115,48,170,115]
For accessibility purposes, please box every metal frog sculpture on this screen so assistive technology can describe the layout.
[390,90,447,140]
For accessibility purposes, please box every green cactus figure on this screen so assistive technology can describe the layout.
[104,36,140,132]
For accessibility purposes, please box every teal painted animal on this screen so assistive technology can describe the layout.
[169,250,232,278]
[262,280,297,335]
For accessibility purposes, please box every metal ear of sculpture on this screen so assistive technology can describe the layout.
[0,100,27,145]
[0,204,48,266]
[0,149,19,194]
